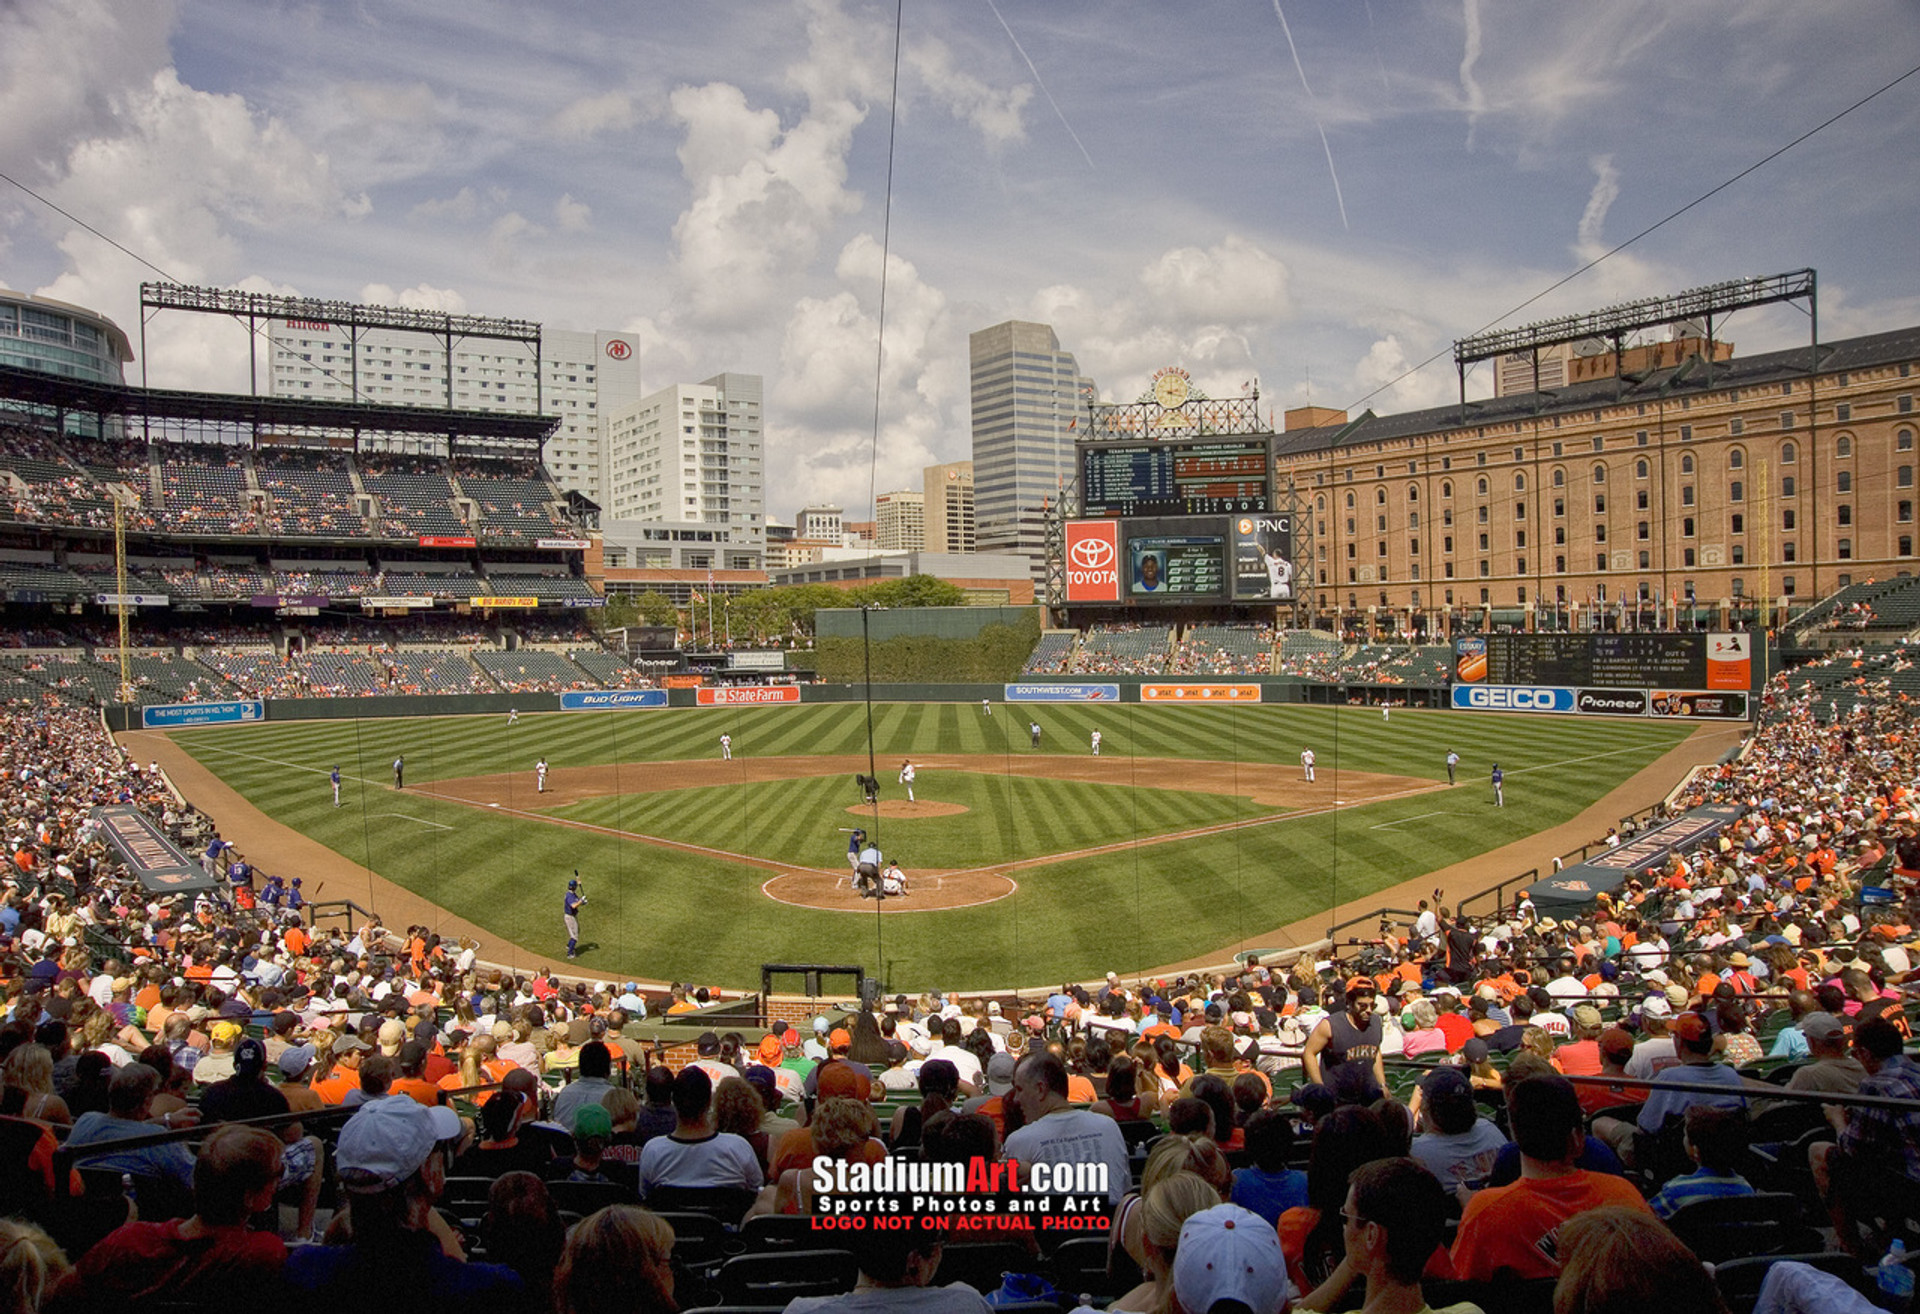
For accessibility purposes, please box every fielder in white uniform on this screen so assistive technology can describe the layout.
[1091,729,1102,756]
[898,760,916,802]
[536,758,548,793]
[1301,748,1316,782]
[720,734,732,760]
[981,699,991,717]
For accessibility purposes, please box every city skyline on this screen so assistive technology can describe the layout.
[2,1,1916,527]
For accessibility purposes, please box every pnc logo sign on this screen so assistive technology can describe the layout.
[1064,521,1120,602]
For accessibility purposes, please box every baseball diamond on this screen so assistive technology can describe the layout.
[139,700,1710,987]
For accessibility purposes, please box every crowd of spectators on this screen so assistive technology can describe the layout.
[1171,624,1276,676]
[1076,623,1173,675]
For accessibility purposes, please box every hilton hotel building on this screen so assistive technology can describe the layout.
[1272,325,1920,628]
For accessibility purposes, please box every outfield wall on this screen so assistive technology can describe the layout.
[107,677,1375,728]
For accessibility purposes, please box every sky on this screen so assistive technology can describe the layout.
[3,1,1918,525]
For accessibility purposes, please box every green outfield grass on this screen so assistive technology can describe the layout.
[169,702,1698,988]
[549,771,1283,870]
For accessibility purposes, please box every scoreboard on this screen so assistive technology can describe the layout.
[1483,633,1714,689]
[1081,438,1271,517]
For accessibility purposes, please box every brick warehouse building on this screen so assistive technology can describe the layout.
[1273,323,1920,633]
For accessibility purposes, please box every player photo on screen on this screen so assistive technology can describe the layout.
[1132,547,1165,594]
[1231,515,1293,600]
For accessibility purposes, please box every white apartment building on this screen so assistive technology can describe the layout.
[266,320,641,505]
[874,490,925,550]
[603,374,764,552]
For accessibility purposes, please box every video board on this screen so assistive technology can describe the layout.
[1080,438,1272,517]
[1066,514,1295,605]
[1455,632,1752,692]
[1128,532,1226,599]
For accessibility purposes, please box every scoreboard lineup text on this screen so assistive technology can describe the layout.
[1485,633,1716,689]
[1080,438,1272,517]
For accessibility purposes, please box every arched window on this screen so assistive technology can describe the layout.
[1476,477,1488,496]
[1315,496,1325,511]
[1514,473,1526,491]
[1781,441,1797,465]
[1729,447,1745,470]
[1552,467,1565,487]
[1635,459,1648,478]
[1592,464,1607,484]
[1836,434,1852,457]
[1345,492,1355,508]
[1376,488,1387,505]
[1680,454,1694,474]
[1441,481,1453,499]
[1406,484,1419,502]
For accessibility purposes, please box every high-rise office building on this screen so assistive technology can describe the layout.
[874,490,925,550]
[267,320,641,505]
[922,460,975,554]
[969,321,1091,572]
[603,373,764,548]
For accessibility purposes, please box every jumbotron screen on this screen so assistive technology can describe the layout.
[1080,438,1271,517]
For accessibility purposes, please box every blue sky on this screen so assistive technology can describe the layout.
[3,0,1917,521]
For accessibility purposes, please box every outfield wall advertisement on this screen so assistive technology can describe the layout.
[1451,683,1748,719]
[695,685,802,706]
[1140,683,1263,703]
[1003,683,1121,702]
[142,700,267,729]
[559,689,668,711]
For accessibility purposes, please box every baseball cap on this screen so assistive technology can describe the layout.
[1572,1004,1603,1029]
[1173,1205,1288,1314]
[377,1019,407,1055]
[816,1060,865,1101]
[812,1016,831,1035]
[985,1053,1017,1096]
[210,1021,242,1046]
[1345,976,1376,997]
[573,1104,612,1140]
[337,1098,462,1191]
[1671,1012,1711,1046]
[1462,1037,1491,1065]
[1801,1012,1848,1044]
[757,1034,785,1063]
[829,1028,851,1051]
[1642,994,1673,1020]
[233,1038,267,1075]
[1420,1065,1471,1100]
[279,1043,317,1080]
[1598,1027,1636,1062]
[333,1034,373,1055]
[397,1040,428,1069]
[1663,984,1691,1011]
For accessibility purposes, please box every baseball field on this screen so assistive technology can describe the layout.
[159,701,1700,989]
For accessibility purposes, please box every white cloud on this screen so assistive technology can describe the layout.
[554,193,592,233]
[0,0,177,180]
[1351,334,1456,413]
[906,37,1032,145]
[547,89,639,139]
[1576,154,1621,257]
[411,187,482,222]
[358,282,468,313]
[1138,237,1290,324]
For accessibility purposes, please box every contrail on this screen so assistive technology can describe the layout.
[1271,1,1350,230]
[984,0,1095,170]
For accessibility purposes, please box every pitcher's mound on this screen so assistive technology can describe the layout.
[845,800,969,818]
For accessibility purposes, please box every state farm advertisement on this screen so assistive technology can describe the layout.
[1064,520,1121,602]
[695,686,802,706]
